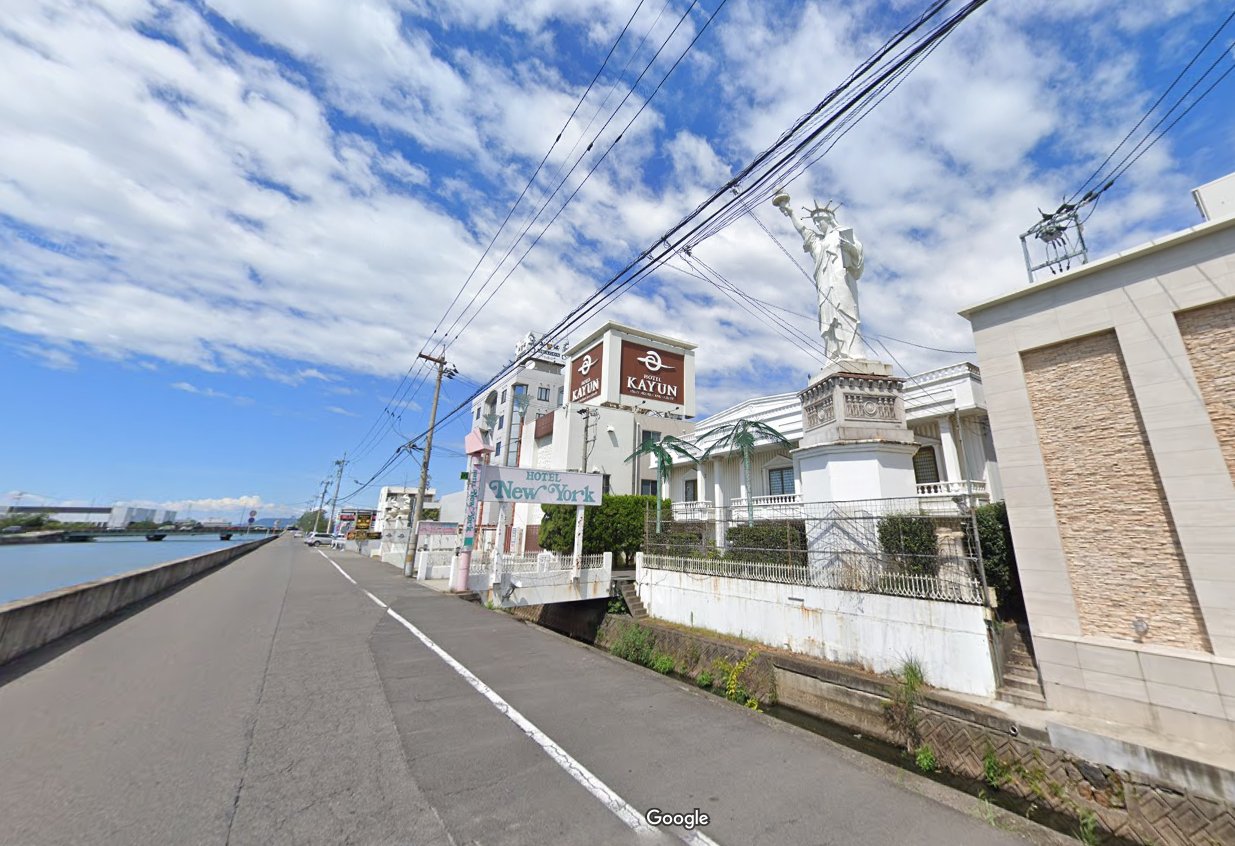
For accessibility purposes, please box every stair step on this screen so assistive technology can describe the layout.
[1002,676,1043,694]
[1001,689,1047,709]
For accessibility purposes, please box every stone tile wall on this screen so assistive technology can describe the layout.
[1021,331,1209,652]
[1177,299,1235,481]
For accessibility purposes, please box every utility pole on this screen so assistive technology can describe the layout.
[327,454,347,535]
[406,353,452,574]
[313,481,329,533]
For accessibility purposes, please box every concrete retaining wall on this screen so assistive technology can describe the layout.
[0,536,276,666]
[636,564,998,696]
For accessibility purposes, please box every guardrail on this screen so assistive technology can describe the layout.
[0,535,277,666]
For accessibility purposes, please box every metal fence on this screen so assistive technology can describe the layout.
[643,496,986,605]
[485,551,606,575]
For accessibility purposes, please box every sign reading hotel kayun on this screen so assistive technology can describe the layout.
[569,341,604,403]
[478,466,604,506]
[619,341,685,403]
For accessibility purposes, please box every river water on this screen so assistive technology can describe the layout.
[0,534,265,605]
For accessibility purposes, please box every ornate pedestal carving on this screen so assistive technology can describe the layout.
[793,358,919,503]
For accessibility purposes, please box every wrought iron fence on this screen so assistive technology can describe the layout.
[488,551,606,575]
[643,496,985,605]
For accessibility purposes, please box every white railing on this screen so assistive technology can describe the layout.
[490,551,606,574]
[730,494,802,507]
[671,501,712,521]
[915,480,988,497]
[642,552,984,605]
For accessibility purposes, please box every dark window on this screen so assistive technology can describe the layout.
[641,430,662,446]
[475,407,481,420]
[500,389,507,404]
[913,447,940,484]
[602,474,611,495]
[684,479,698,501]
[537,386,550,402]
[768,467,795,496]
[556,386,564,405]
[640,479,658,496]
[494,442,502,457]
[497,415,504,430]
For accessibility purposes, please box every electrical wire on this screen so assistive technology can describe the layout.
[337,0,991,502]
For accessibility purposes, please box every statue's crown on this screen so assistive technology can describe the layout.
[807,199,840,216]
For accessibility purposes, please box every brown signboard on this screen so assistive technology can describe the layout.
[534,411,555,439]
[569,342,604,403]
[620,341,685,404]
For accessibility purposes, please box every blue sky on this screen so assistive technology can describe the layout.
[2,0,1233,520]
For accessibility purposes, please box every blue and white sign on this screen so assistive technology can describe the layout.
[477,466,604,506]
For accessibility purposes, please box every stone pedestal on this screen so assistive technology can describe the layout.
[792,358,918,503]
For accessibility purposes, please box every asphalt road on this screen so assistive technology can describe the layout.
[0,537,1065,845]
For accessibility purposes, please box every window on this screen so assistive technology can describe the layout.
[640,479,658,496]
[475,407,481,420]
[494,442,502,457]
[537,386,551,402]
[497,415,504,430]
[500,389,507,404]
[641,430,662,446]
[556,386,564,406]
[684,479,698,501]
[913,447,940,484]
[768,467,795,496]
[602,474,611,495]
[513,383,526,395]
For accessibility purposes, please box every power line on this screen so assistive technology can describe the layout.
[337,0,990,502]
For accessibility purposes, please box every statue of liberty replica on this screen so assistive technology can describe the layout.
[773,193,865,361]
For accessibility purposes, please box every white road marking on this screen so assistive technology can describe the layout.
[319,551,355,584]
[322,554,720,846]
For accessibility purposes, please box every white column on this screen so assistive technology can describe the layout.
[936,415,964,483]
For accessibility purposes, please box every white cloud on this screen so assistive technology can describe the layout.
[0,0,1226,442]
[325,405,358,417]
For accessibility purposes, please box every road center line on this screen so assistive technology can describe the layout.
[321,554,720,846]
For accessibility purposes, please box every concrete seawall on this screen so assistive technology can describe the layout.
[0,535,277,666]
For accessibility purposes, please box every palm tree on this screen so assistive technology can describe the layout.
[625,435,699,533]
[700,419,793,527]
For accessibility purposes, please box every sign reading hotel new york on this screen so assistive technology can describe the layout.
[569,342,604,403]
[478,466,604,506]
[619,341,685,403]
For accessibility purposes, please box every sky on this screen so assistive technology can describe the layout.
[1,0,1233,521]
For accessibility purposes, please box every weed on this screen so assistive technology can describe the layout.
[713,650,760,706]
[884,658,926,752]
[650,653,675,675]
[696,670,714,688]
[983,747,1011,789]
[606,597,627,615]
[975,789,999,827]
[1076,810,1100,846]
[914,744,937,773]
[611,624,656,667]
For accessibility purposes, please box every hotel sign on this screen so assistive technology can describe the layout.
[477,466,603,506]
[620,341,685,404]
[569,342,604,403]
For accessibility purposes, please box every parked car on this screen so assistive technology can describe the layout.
[302,532,331,546]
[1,525,24,534]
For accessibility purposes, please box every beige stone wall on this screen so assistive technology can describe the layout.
[1021,331,1209,652]
[1177,299,1235,482]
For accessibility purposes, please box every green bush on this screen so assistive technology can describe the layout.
[540,495,667,564]
[696,670,714,688]
[611,624,656,667]
[877,513,940,576]
[725,520,808,565]
[915,744,937,773]
[973,501,1024,616]
[649,653,675,674]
